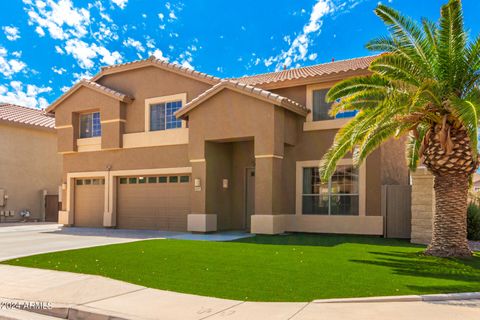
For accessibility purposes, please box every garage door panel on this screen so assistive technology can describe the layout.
[74,179,105,227]
[117,175,190,231]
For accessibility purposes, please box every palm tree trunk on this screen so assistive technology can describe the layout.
[425,173,472,258]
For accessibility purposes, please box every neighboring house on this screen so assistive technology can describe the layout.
[47,55,410,235]
[473,173,480,193]
[0,103,62,222]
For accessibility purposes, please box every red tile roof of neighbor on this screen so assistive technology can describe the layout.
[0,103,55,129]
[234,55,379,86]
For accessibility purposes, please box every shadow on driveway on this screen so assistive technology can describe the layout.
[47,227,253,242]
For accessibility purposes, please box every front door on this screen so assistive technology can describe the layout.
[245,168,255,230]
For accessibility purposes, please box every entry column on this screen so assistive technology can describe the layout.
[188,154,217,233]
[251,154,285,234]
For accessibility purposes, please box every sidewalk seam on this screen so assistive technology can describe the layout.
[287,302,310,320]
[199,301,245,319]
[78,287,148,306]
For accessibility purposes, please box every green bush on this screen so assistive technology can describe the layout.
[467,203,480,240]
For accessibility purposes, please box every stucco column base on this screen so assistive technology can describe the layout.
[188,214,217,233]
[251,215,286,235]
[58,210,72,225]
[103,212,115,227]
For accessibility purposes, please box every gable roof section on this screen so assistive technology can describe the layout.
[0,103,55,129]
[46,79,134,113]
[91,56,221,85]
[175,79,308,118]
[234,55,379,87]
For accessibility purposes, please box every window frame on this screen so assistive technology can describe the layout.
[295,159,366,216]
[302,165,359,216]
[305,84,356,131]
[145,93,187,132]
[79,111,101,138]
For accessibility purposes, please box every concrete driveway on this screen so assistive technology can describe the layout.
[0,223,252,261]
[0,223,145,261]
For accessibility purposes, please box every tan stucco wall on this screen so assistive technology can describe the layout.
[97,66,212,134]
[271,85,307,107]
[0,123,62,220]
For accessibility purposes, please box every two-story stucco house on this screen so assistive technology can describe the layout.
[46,55,409,235]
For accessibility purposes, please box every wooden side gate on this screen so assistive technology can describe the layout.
[382,185,412,239]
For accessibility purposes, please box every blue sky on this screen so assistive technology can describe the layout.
[1,0,479,109]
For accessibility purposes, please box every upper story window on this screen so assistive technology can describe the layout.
[150,100,182,131]
[79,112,101,138]
[312,88,357,121]
[302,165,359,215]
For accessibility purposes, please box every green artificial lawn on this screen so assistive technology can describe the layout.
[2,234,480,302]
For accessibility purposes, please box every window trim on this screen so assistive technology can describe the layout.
[295,159,366,216]
[145,93,187,132]
[304,83,353,131]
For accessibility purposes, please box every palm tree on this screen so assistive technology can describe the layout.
[320,0,479,258]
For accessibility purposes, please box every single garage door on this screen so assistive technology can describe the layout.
[74,178,105,227]
[117,175,191,231]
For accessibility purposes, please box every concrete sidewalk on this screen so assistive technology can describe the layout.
[0,265,479,320]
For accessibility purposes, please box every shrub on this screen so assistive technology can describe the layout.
[467,203,480,240]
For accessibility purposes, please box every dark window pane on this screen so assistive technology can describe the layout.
[330,195,359,215]
[92,179,100,185]
[148,177,157,183]
[150,103,166,131]
[169,176,178,183]
[158,176,167,183]
[138,177,146,184]
[128,177,137,184]
[180,175,189,183]
[79,113,92,138]
[119,178,127,184]
[76,179,83,185]
[84,179,92,185]
[312,89,333,121]
[302,195,329,215]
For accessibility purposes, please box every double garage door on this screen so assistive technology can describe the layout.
[74,175,191,231]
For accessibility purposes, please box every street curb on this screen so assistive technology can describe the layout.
[313,292,480,303]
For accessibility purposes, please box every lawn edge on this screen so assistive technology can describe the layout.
[313,292,480,303]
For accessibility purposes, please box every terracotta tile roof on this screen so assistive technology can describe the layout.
[46,79,134,113]
[176,79,308,118]
[80,79,133,102]
[93,56,221,84]
[234,55,379,86]
[0,103,55,129]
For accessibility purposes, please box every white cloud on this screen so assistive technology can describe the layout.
[309,53,318,60]
[0,46,27,77]
[2,26,21,41]
[55,45,64,54]
[0,81,51,109]
[123,37,145,52]
[35,26,45,36]
[263,0,335,70]
[64,39,122,69]
[158,13,164,21]
[112,0,128,9]
[145,37,155,49]
[60,85,70,92]
[149,49,167,61]
[72,70,93,83]
[25,0,91,40]
[169,11,177,19]
[52,66,66,74]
